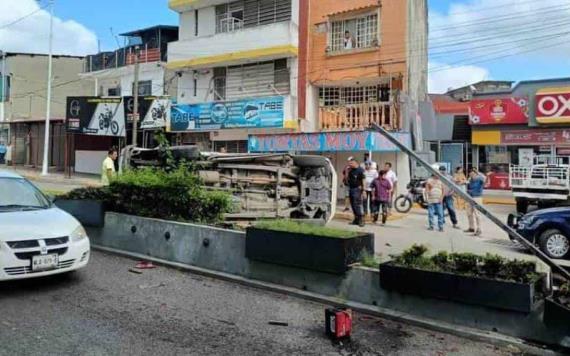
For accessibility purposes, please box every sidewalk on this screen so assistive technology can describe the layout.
[1,165,100,193]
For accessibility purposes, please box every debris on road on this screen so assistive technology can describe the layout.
[138,282,166,290]
[268,320,289,326]
[128,268,143,274]
[135,261,156,269]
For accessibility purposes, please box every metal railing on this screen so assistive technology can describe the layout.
[219,17,244,33]
[319,102,400,131]
[84,44,164,72]
[510,165,570,190]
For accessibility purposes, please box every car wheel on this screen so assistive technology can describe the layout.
[538,229,570,259]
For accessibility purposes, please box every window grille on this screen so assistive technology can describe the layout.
[319,85,391,107]
[329,13,379,52]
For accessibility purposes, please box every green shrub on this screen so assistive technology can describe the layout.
[390,245,542,283]
[360,252,381,268]
[58,167,232,224]
[255,220,358,238]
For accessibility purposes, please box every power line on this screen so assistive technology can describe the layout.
[0,5,47,30]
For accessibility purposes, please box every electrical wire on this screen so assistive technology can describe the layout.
[0,5,47,30]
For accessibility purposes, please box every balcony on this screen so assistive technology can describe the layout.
[319,102,401,131]
[85,45,165,73]
[168,21,298,69]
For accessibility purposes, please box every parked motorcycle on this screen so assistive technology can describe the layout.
[394,178,428,213]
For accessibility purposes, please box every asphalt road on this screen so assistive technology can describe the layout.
[0,251,525,356]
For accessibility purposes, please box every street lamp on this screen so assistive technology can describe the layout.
[41,0,54,176]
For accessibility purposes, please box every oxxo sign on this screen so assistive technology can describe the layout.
[536,87,570,124]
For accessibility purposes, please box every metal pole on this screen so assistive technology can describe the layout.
[370,123,570,282]
[41,0,54,176]
[1,51,6,122]
[132,47,140,147]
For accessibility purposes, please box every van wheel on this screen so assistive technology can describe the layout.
[516,199,528,214]
[538,229,570,259]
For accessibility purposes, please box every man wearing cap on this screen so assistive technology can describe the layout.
[465,168,485,236]
[439,166,459,229]
[346,157,366,227]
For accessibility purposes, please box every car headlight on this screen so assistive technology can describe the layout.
[518,215,535,228]
[70,225,87,242]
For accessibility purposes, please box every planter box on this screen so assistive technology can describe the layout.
[245,227,374,274]
[544,298,570,333]
[379,262,543,313]
[54,199,105,227]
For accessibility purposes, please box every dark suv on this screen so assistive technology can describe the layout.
[509,207,570,259]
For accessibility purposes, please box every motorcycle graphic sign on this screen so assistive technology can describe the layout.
[66,97,126,137]
[123,96,170,130]
[169,96,285,132]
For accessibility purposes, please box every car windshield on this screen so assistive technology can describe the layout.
[0,178,50,211]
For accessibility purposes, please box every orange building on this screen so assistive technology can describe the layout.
[298,0,428,133]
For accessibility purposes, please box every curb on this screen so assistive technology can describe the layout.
[483,197,516,206]
[92,244,559,356]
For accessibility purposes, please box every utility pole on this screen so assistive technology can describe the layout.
[41,0,54,176]
[131,46,140,147]
[1,51,6,122]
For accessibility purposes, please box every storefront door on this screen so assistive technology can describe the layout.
[441,143,464,172]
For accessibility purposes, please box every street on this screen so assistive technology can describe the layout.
[0,250,523,356]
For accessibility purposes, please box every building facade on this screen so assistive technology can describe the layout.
[167,0,299,152]
[0,52,92,169]
[75,26,179,174]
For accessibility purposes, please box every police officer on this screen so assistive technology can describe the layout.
[346,157,366,227]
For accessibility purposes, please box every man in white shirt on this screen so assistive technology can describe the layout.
[101,148,118,185]
[344,31,355,49]
[384,162,398,213]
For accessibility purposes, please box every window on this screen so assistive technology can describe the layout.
[319,85,390,107]
[216,1,244,33]
[107,86,121,96]
[213,67,227,101]
[132,80,152,96]
[214,140,248,153]
[329,13,379,52]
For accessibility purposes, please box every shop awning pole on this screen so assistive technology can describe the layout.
[370,123,570,282]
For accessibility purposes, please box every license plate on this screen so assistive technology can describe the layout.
[32,254,59,271]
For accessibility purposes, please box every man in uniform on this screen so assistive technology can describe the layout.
[346,157,366,227]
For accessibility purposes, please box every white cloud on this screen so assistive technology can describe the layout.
[428,61,490,94]
[0,0,97,56]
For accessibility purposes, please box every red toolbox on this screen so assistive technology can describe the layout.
[325,308,352,339]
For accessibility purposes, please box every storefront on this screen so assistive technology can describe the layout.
[248,130,413,197]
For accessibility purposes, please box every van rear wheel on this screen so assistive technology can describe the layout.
[516,198,528,214]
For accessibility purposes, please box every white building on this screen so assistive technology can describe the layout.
[167,0,299,152]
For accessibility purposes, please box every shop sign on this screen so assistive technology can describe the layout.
[535,87,570,124]
[248,131,411,153]
[123,96,170,129]
[169,96,285,131]
[468,97,528,125]
[501,129,570,145]
[66,97,126,137]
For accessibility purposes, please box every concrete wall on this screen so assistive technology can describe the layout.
[88,212,568,347]
[93,63,167,97]
[5,54,92,121]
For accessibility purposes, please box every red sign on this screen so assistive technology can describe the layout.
[501,129,570,145]
[469,97,529,125]
[485,172,510,190]
[536,87,570,124]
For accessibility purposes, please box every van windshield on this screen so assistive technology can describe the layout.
[0,178,50,211]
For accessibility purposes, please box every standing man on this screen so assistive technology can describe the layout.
[346,157,366,227]
[426,173,445,232]
[362,153,377,170]
[371,170,392,225]
[363,162,378,217]
[439,166,459,229]
[101,148,118,185]
[465,168,485,236]
[384,162,398,214]
[341,162,352,212]
[0,141,6,164]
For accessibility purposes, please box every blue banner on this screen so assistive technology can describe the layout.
[169,96,285,131]
[248,131,412,153]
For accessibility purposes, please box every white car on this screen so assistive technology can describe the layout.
[0,170,90,281]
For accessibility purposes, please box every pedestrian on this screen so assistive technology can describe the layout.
[465,168,485,236]
[346,157,366,227]
[371,170,392,225]
[362,153,378,170]
[426,173,445,232]
[454,166,468,210]
[0,141,6,165]
[341,163,352,212]
[439,166,459,229]
[363,162,378,217]
[384,162,398,214]
[344,30,355,49]
[101,148,118,185]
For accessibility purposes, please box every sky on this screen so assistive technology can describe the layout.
[0,0,569,94]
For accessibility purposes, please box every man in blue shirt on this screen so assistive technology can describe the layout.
[0,141,6,164]
[465,168,485,236]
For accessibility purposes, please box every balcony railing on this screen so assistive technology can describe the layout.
[319,102,400,131]
[85,44,165,72]
[218,17,244,33]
